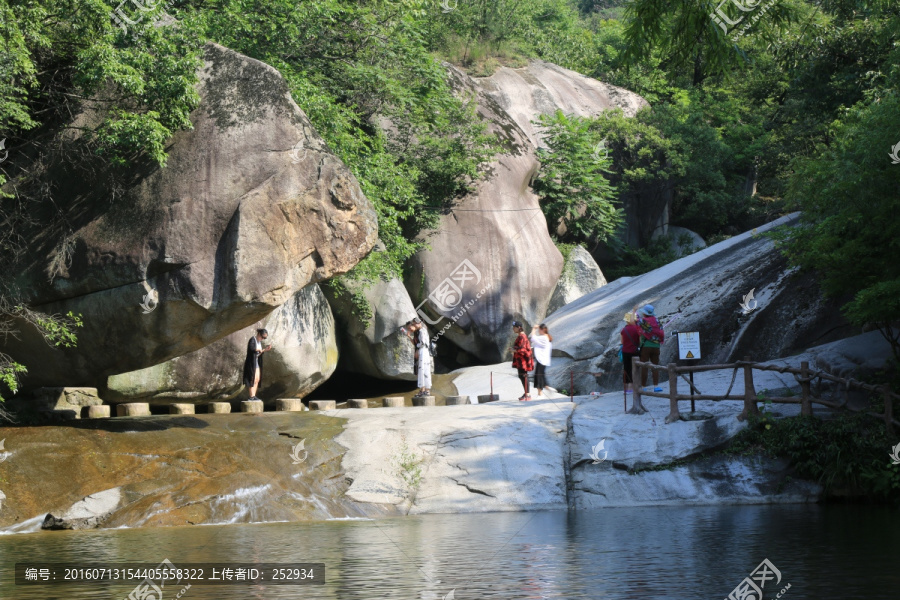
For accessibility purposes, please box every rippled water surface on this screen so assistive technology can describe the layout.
[1,504,897,599]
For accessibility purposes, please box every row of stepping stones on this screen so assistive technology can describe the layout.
[88,394,501,418]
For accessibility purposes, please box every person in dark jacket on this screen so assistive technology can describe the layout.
[512,321,534,401]
[243,328,273,401]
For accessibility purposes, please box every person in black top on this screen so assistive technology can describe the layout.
[243,328,273,401]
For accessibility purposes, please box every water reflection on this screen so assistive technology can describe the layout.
[0,505,897,599]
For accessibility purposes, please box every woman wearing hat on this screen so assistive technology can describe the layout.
[636,305,664,392]
[511,321,534,401]
[620,312,641,395]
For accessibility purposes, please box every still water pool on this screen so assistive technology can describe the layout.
[1,504,897,599]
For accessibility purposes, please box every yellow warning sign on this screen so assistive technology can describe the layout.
[685,351,695,359]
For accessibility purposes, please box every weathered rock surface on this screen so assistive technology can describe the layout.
[547,245,607,315]
[544,214,856,396]
[106,284,338,403]
[0,413,392,531]
[477,60,648,148]
[324,266,416,380]
[42,488,122,530]
[653,225,707,258]
[476,60,661,248]
[407,64,563,362]
[3,43,377,388]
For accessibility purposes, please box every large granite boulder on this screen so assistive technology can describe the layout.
[106,284,337,403]
[406,64,564,362]
[406,62,649,362]
[2,43,377,389]
[652,225,707,258]
[547,245,607,315]
[324,273,416,381]
[544,214,856,396]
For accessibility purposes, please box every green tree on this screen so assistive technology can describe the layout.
[532,110,621,245]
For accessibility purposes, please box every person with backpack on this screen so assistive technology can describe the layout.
[619,312,641,395]
[413,319,433,397]
[637,305,664,392]
[512,321,535,401]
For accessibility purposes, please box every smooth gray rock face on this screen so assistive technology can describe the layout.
[42,488,122,530]
[477,60,648,149]
[407,64,563,362]
[4,43,376,388]
[547,246,607,315]
[653,225,707,258]
[324,269,416,381]
[543,214,855,396]
[106,284,337,403]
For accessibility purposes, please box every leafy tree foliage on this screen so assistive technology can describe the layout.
[532,111,621,245]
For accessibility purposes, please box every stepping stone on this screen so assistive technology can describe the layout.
[276,398,305,412]
[208,402,231,414]
[412,396,435,407]
[241,400,264,413]
[309,400,336,411]
[169,403,195,415]
[445,395,470,405]
[86,405,111,419]
[116,403,151,417]
[347,399,369,409]
[477,394,499,403]
[382,397,405,408]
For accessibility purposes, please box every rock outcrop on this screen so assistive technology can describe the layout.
[2,43,377,389]
[406,64,564,362]
[324,266,417,380]
[653,225,707,258]
[543,214,856,396]
[547,245,607,315]
[106,284,337,403]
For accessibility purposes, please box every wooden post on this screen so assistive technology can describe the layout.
[885,384,894,437]
[628,359,647,414]
[800,361,812,416]
[737,356,759,421]
[665,363,680,424]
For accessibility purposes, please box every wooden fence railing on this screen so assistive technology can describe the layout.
[629,356,898,434]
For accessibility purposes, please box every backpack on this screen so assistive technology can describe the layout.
[617,345,623,363]
[429,339,438,358]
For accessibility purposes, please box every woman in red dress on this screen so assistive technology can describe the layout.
[511,321,535,401]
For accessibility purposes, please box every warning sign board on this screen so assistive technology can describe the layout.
[678,331,701,360]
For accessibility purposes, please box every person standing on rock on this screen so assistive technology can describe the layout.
[637,305,664,393]
[530,324,552,397]
[512,321,535,401]
[243,328,273,401]
[413,320,433,397]
[621,311,642,395]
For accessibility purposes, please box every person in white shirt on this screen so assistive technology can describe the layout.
[414,320,432,397]
[530,324,552,397]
